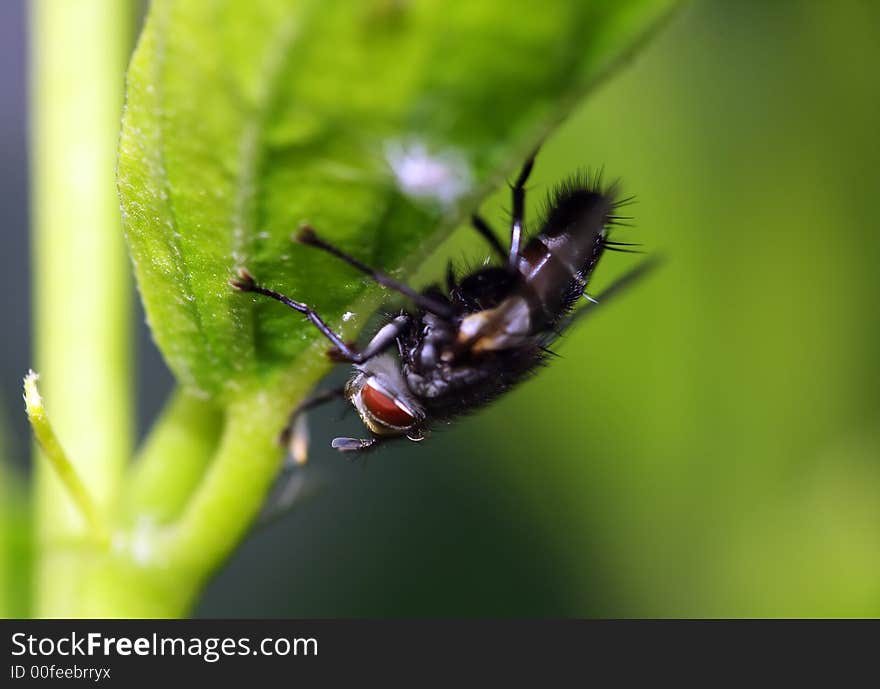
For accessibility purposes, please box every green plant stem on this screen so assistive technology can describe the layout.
[125,388,223,524]
[0,455,32,619]
[71,380,305,617]
[30,0,135,616]
[163,385,293,576]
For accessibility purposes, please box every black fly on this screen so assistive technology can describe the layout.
[231,153,651,456]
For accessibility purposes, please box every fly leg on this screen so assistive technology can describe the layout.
[547,257,662,338]
[279,385,348,461]
[326,315,410,363]
[258,385,347,525]
[470,214,507,261]
[231,270,407,364]
[508,153,536,269]
[231,269,364,360]
[295,226,454,318]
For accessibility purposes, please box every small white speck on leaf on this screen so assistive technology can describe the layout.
[385,139,472,206]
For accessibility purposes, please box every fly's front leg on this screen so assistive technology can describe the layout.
[230,269,364,362]
[231,269,409,365]
[326,314,410,363]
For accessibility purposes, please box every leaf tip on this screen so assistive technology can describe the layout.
[23,369,43,417]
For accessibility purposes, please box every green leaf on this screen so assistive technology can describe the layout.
[118,0,676,400]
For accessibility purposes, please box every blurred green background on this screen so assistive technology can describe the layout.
[3,0,879,617]
[199,0,880,617]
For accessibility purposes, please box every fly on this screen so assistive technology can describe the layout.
[231,152,654,456]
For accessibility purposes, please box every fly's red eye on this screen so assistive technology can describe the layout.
[362,384,415,428]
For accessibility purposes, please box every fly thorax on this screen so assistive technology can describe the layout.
[456,296,532,354]
[417,313,455,368]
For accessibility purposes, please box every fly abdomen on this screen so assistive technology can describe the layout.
[516,182,616,328]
